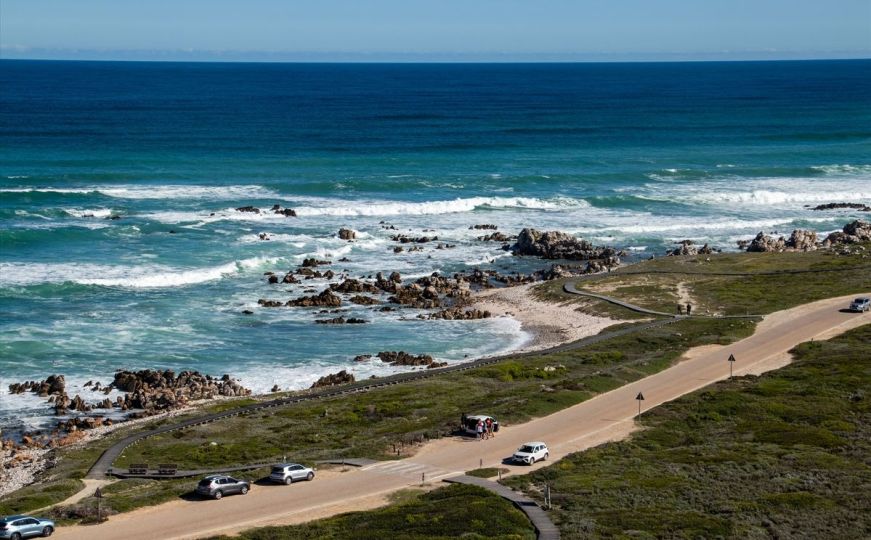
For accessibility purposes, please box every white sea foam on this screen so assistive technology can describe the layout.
[63,208,114,219]
[0,256,280,289]
[0,184,279,200]
[685,189,871,206]
[293,196,588,217]
[810,164,871,175]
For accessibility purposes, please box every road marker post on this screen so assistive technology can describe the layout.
[635,392,644,418]
[728,353,736,379]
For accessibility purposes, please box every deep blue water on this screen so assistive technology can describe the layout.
[1,59,870,432]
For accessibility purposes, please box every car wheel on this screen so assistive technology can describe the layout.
[307,472,314,481]
[544,452,549,461]
[42,526,54,537]
[240,485,249,495]
[11,533,22,540]
[214,490,223,500]
[285,477,293,485]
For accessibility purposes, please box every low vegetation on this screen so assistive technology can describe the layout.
[504,324,871,539]
[203,484,535,539]
[545,248,871,317]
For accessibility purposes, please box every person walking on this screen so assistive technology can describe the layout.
[686,303,692,316]
[677,304,683,316]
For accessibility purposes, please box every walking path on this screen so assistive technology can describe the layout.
[563,282,762,319]
[52,293,869,540]
[444,475,560,540]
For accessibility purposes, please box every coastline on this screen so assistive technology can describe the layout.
[0,279,615,499]
[471,281,623,353]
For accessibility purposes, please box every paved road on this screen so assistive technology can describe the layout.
[55,294,869,540]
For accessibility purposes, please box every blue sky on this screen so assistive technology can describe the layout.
[1,0,869,62]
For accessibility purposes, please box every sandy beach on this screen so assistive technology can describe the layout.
[472,282,624,352]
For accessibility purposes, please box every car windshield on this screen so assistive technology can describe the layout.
[518,445,536,453]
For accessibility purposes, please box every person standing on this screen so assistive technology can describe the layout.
[476,419,484,440]
[686,303,692,316]
[486,417,494,438]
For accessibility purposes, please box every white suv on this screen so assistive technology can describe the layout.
[512,442,549,465]
[848,297,870,312]
[269,463,315,485]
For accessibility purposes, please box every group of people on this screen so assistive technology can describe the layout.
[475,417,496,440]
[678,303,693,316]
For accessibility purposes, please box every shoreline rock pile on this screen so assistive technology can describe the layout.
[510,228,623,264]
[738,221,870,252]
[110,370,251,413]
[812,202,870,211]
[375,351,448,369]
[666,240,720,257]
[8,375,66,397]
[310,370,355,388]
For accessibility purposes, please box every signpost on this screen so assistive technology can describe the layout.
[635,392,644,418]
[95,487,103,523]
[728,353,736,379]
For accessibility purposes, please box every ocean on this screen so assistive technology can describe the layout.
[1,59,870,434]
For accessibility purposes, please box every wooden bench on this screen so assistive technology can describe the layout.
[157,463,178,475]
[128,463,149,475]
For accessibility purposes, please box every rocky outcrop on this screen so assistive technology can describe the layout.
[785,229,818,251]
[510,228,622,263]
[744,232,787,252]
[812,202,870,211]
[235,206,260,213]
[376,351,447,369]
[285,290,342,308]
[338,228,356,240]
[470,224,498,230]
[111,370,250,412]
[741,229,823,252]
[301,258,331,268]
[824,220,871,245]
[310,370,355,388]
[478,232,514,242]
[423,307,491,320]
[314,317,367,324]
[390,234,437,244]
[270,204,297,217]
[330,279,380,294]
[349,295,380,305]
[8,375,66,397]
[666,240,720,257]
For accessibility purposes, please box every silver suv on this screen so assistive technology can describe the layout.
[848,297,870,312]
[0,515,55,540]
[269,463,315,485]
[195,475,250,499]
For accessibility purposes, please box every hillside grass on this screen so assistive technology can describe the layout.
[204,484,535,540]
[504,324,871,539]
[537,247,871,317]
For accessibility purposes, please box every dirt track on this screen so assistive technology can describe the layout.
[54,293,869,540]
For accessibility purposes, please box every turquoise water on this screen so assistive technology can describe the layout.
[1,60,870,432]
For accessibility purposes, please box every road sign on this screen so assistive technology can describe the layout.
[728,354,736,378]
[635,392,644,417]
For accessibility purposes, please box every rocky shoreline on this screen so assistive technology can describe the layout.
[3,218,868,498]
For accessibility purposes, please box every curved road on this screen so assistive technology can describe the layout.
[55,293,869,540]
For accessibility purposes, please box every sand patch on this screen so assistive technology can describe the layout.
[473,282,623,352]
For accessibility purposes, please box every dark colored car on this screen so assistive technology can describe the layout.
[0,515,55,539]
[195,475,250,499]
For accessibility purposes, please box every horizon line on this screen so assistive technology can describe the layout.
[2,47,869,64]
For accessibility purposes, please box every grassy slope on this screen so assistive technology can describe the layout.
[204,484,535,540]
[558,248,871,316]
[504,324,871,539]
